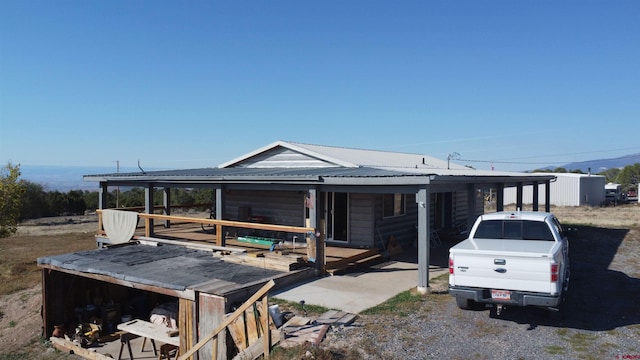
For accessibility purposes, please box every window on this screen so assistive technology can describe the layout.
[473,220,554,241]
[383,193,405,218]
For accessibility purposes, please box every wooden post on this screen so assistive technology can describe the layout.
[262,295,270,359]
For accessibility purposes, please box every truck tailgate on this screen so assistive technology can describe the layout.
[450,239,559,294]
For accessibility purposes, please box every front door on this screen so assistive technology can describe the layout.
[327,192,348,242]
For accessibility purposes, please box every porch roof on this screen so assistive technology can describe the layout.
[83,166,555,188]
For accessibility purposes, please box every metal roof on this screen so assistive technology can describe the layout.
[83,141,556,186]
[219,140,468,170]
[37,243,282,295]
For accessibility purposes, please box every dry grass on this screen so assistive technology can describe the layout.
[2,205,639,359]
[0,233,96,295]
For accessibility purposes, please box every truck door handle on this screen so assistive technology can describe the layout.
[494,268,507,273]
[494,259,506,265]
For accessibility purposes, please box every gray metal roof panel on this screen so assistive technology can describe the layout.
[219,140,467,170]
[37,243,282,293]
[84,166,430,181]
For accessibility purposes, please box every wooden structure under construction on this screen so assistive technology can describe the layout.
[38,211,378,359]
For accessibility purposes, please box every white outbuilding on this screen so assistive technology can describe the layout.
[503,173,605,207]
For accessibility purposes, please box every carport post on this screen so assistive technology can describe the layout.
[163,187,171,228]
[496,183,504,212]
[516,182,524,210]
[532,181,539,211]
[216,187,224,246]
[145,184,154,237]
[99,183,108,210]
[416,186,431,294]
[545,180,551,212]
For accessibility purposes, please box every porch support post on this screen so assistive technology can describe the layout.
[467,183,477,228]
[145,184,154,237]
[216,187,224,246]
[532,182,539,211]
[545,180,551,212]
[99,182,108,209]
[416,186,431,294]
[516,182,524,210]
[163,187,171,228]
[307,188,323,273]
[496,183,504,212]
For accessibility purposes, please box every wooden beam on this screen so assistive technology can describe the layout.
[178,280,275,360]
[137,213,314,234]
[50,337,114,360]
[38,264,196,300]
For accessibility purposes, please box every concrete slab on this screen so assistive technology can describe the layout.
[271,261,447,314]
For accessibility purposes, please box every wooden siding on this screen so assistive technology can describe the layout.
[224,190,307,240]
[374,193,418,251]
[224,190,305,226]
[348,193,375,247]
[234,148,334,168]
[198,293,226,359]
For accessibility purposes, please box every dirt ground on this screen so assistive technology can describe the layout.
[1,205,639,358]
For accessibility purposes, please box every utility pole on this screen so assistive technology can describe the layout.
[447,152,460,170]
[116,160,120,208]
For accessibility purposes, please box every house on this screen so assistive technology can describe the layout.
[39,141,555,359]
[83,140,555,290]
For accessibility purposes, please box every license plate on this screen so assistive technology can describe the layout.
[491,290,511,300]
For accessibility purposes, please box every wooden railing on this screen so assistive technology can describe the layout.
[96,210,316,247]
[178,279,276,360]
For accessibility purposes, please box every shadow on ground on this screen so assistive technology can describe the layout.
[471,225,640,331]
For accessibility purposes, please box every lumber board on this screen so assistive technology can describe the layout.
[245,305,260,346]
[279,323,330,348]
[49,337,114,360]
[228,315,248,350]
[315,310,357,326]
[232,329,282,360]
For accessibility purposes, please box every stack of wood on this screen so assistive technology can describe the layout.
[220,251,311,272]
[278,310,357,348]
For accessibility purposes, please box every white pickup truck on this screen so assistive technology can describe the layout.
[448,211,571,317]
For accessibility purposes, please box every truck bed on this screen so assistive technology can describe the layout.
[449,239,561,294]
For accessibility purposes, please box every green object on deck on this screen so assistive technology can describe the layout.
[237,236,279,246]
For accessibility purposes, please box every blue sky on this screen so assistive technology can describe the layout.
[1,0,638,173]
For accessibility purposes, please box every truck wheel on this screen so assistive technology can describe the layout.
[456,297,475,310]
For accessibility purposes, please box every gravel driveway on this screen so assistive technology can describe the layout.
[322,221,640,359]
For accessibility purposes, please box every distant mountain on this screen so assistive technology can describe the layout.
[17,154,640,192]
[559,153,640,173]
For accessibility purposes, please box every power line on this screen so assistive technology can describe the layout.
[459,158,566,165]
[459,146,640,166]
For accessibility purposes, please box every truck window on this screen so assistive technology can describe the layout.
[473,220,555,241]
[522,221,554,241]
[474,220,502,239]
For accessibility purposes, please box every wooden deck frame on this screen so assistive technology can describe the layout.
[96,210,383,275]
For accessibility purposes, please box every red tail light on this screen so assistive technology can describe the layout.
[551,264,559,282]
[449,257,454,274]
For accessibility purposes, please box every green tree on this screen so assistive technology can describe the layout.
[617,163,640,193]
[598,167,621,183]
[0,162,26,237]
[83,190,100,211]
[119,187,145,208]
[20,180,48,219]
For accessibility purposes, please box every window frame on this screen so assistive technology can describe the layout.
[383,193,406,218]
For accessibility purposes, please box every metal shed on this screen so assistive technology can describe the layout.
[503,173,606,207]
